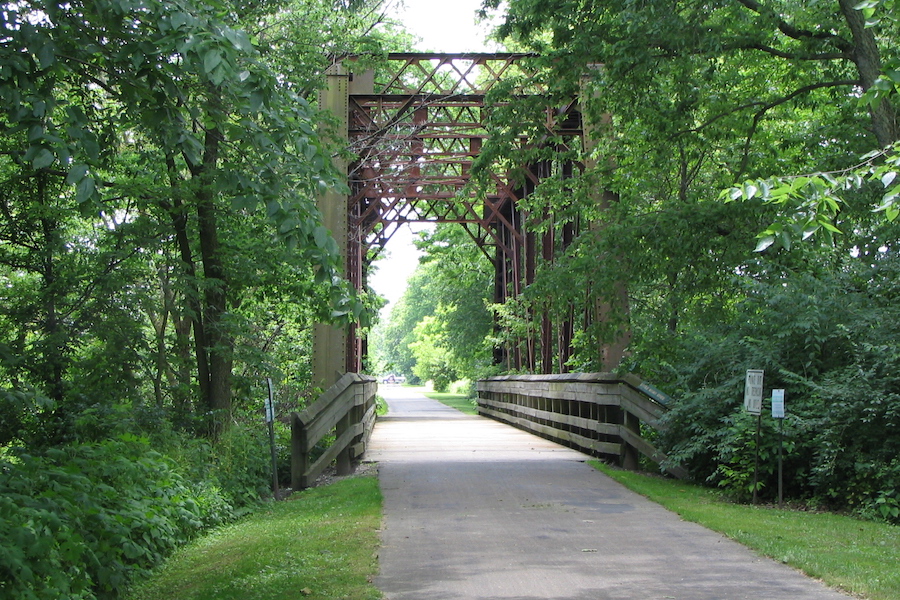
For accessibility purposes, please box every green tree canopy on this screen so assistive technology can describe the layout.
[0,0,383,441]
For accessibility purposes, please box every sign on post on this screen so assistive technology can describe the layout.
[771,388,785,419]
[265,378,279,498]
[744,369,764,415]
[772,388,786,508]
[265,378,275,423]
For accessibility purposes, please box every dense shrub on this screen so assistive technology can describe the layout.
[448,378,476,397]
[0,435,241,599]
[647,254,900,523]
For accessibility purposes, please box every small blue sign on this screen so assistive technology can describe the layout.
[772,388,785,419]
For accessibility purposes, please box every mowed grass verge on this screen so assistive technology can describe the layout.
[126,476,383,600]
[592,461,900,600]
[422,390,478,415]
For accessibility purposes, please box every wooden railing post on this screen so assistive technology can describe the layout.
[621,408,640,470]
[351,383,364,452]
[291,413,308,490]
[335,411,351,476]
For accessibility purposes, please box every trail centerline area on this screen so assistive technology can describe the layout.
[367,386,852,600]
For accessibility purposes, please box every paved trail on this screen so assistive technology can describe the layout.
[367,386,853,600]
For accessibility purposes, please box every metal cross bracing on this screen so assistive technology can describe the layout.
[317,53,586,380]
[345,52,582,268]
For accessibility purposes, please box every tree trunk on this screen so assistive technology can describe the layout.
[165,155,212,430]
[149,268,168,409]
[839,0,899,146]
[37,173,66,404]
[194,126,232,439]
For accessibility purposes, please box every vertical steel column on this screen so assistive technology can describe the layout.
[312,63,350,389]
[524,224,537,371]
[581,78,631,372]
[344,67,375,376]
[540,217,555,373]
[558,202,577,372]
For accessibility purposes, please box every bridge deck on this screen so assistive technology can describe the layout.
[367,386,852,600]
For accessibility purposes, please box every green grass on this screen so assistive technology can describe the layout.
[126,477,383,600]
[423,391,478,415]
[592,461,900,600]
[375,394,388,416]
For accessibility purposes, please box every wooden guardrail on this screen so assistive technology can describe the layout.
[291,373,377,490]
[476,373,687,479]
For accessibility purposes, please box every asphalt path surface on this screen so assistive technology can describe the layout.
[367,386,854,600]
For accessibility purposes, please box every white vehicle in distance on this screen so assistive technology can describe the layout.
[381,374,406,384]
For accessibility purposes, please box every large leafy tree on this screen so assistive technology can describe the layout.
[471,0,900,370]
[486,0,900,239]
[488,0,896,147]
[0,0,375,439]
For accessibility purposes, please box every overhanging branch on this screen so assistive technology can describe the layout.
[733,0,853,52]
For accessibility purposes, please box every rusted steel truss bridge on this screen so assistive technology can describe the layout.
[313,53,594,386]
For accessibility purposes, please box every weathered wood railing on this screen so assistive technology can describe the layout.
[291,373,377,490]
[476,373,688,478]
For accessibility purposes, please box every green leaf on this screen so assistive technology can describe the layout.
[203,50,222,74]
[313,225,331,249]
[75,177,96,203]
[881,171,896,187]
[780,230,792,251]
[278,217,298,234]
[818,219,842,234]
[27,124,44,142]
[171,11,190,29]
[37,42,56,69]
[66,164,89,184]
[231,195,257,210]
[754,235,775,252]
[249,91,265,112]
[32,148,55,170]
[224,28,253,52]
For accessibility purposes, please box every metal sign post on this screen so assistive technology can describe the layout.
[772,389,786,508]
[745,370,764,504]
[265,378,280,499]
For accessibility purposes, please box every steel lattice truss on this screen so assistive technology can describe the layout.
[346,53,582,259]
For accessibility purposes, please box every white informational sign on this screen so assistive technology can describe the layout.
[744,369,764,415]
[265,378,275,423]
[772,388,785,419]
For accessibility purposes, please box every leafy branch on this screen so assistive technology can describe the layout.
[734,0,854,51]
[722,142,900,250]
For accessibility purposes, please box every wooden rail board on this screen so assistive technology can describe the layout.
[478,405,622,456]
[300,422,366,488]
[477,373,685,479]
[479,397,620,437]
[291,373,377,489]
